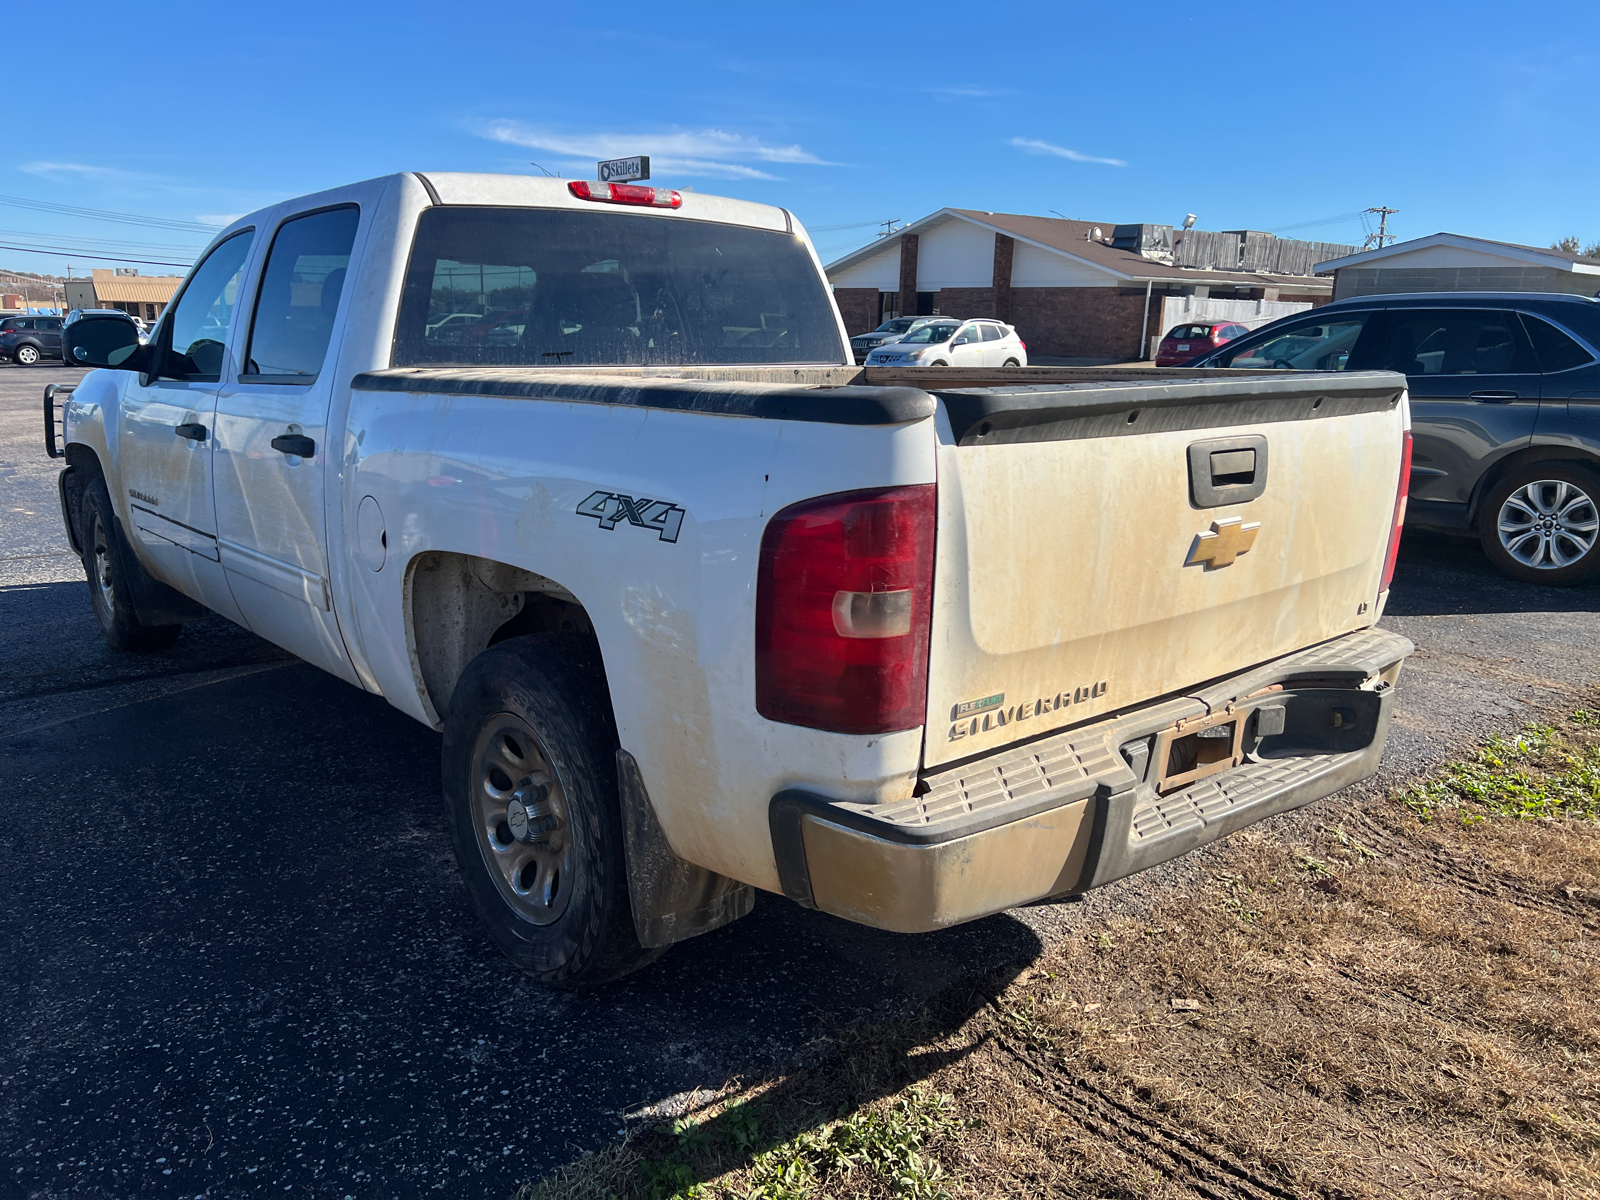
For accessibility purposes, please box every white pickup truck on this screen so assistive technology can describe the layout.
[48,172,1413,987]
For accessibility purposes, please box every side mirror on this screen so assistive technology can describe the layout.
[65,316,151,371]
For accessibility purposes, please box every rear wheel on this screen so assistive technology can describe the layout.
[79,474,182,650]
[15,344,40,366]
[1478,463,1600,585]
[441,633,659,988]
[1002,358,1020,367]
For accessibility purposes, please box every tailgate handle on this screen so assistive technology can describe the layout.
[1188,435,1269,508]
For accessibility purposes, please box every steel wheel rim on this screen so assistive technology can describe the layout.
[1497,479,1600,569]
[90,511,116,614]
[469,712,573,925]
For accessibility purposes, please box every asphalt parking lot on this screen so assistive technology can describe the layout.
[4,364,1600,1199]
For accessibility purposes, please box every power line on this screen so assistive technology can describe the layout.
[809,220,884,233]
[1268,210,1367,234]
[0,242,194,268]
[0,193,222,233]
[0,227,206,253]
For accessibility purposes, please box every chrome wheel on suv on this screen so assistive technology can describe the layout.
[1497,479,1599,570]
[15,344,40,365]
[1479,464,1600,586]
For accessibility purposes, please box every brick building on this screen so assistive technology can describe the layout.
[826,210,1347,359]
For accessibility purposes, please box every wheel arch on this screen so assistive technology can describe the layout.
[403,550,606,728]
[1466,444,1600,526]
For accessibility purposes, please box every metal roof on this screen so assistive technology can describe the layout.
[88,269,184,303]
[1314,233,1600,275]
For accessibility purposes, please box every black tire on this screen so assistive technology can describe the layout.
[15,343,40,366]
[79,474,183,651]
[929,360,948,367]
[1478,462,1600,586]
[441,633,658,988]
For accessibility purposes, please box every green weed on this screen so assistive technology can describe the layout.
[1403,718,1600,823]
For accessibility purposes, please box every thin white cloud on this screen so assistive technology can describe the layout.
[478,121,835,180]
[21,161,145,182]
[195,213,245,227]
[1010,137,1127,168]
[928,85,1016,98]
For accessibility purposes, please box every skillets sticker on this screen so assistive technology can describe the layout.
[576,490,686,543]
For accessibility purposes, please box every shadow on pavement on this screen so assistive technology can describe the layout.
[1384,529,1600,618]
[0,580,1043,1197]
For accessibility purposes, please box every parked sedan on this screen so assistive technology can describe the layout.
[1155,321,1250,366]
[1193,292,1600,585]
[849,315,947,364]
[864,319,1027,367]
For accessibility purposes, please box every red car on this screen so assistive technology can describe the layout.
[1155,321,1250,366]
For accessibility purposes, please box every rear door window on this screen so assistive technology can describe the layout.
[243,206,360,380]
[1521,314,1596,373]
[1375,310,1535,376]
[980,323,1004,341]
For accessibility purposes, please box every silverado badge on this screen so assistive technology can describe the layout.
[1185,517,1260,570]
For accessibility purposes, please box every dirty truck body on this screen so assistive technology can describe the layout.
[52,172,1413,985]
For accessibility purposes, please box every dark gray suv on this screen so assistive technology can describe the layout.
[1196,293,1600,585]
[0,315,65,365]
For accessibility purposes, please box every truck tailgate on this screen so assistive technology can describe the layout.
[923,371,1407,769]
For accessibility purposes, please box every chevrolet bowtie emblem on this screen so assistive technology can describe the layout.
[1186,517,1260,570]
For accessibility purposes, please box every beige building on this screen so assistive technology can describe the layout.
[63,268,185,321]
[1316,233,1600,300]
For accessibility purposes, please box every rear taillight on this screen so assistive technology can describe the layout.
[756,485,935,734]
[1379,429,1412,593]
[567,180,682,208]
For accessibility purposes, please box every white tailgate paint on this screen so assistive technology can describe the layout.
[923,404,1405,767]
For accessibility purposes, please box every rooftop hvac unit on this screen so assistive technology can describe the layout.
[1111,223,1174,264]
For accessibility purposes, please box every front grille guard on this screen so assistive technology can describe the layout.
[43,383,74,459]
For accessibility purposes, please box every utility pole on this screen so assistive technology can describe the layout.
[1363,206,1398,249]
[878,219,902,239]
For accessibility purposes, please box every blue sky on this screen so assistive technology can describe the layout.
[4,0,1596,279]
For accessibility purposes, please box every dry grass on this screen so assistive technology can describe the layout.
[516,709,1600,1199]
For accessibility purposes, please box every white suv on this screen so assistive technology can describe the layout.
[863,318,1027,367]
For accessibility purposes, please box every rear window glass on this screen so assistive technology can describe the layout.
[393,207,845,367]
[1169,325,1214,340]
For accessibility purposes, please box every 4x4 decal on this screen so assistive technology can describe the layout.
[575,490,686,543]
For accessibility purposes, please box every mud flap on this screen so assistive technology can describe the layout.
[107,495,209,626]
[616,749,753,949]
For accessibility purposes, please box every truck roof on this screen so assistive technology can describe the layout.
[412,172,796,236]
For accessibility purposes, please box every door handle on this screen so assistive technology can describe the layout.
[270,434,316,457]
[174,423,208,441]
[1468,391,1518,403]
